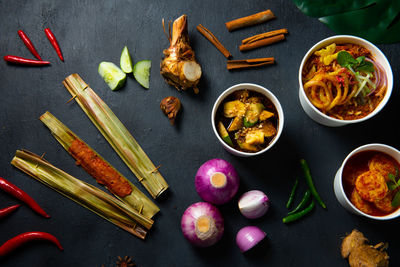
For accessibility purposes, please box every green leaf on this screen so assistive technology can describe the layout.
[293,0,400,44]
[388,173,397,183]
[356,61,374,73]
[391,190,400,207]
[337,51,357,69]
[387,182,398,191]
[337,51,375,73]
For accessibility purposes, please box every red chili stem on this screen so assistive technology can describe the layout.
[3,55,50,66]
[0,177,50,218]
[17,30,42,60]
[44,28,64,61]
[0,204,21,219]
[0,232,63,256]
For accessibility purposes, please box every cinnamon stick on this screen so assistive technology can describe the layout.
[242,28,288,44]
[227,57,275,70]
[196,24,232,59]
[239,34,285,52]
[225,10,275,32]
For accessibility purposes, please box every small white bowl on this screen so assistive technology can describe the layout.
[298,35,393,127]
[334,143,400,220]
[211,83,284,157]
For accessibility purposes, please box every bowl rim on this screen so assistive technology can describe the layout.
[298,35,394,125]
[211,83,284,157]
[337,143,400,220]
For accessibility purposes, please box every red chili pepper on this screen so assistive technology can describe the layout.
[0,232,63,256]
[17,30,42,61]
[0,204,20,219]
[44,28,64,61]
[0,177,50,218]
[3,55,50,66]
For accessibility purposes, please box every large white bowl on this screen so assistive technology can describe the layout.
[299,35,393,127]
[334,144,400,220]
[211,83,284,157]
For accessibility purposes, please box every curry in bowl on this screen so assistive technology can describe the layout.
[302,43,387,120]
[342,151,400,216]
[215,89,279,153]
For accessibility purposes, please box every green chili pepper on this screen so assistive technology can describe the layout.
[288,190,311,215]
[300,159,327,209]
[282,200,315,224]
[286,178,299,209]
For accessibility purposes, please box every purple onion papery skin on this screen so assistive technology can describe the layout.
[181,202,224,247]
[195,159,239,205]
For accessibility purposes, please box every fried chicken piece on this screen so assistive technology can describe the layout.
[355,170,388,202]
[350,189,374,215]
[369,154,398,181]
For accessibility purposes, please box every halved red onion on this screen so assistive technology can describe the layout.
[195,159,239,205]
[236,226,266,253]
[181,202,224,247]
[238,190,269,219]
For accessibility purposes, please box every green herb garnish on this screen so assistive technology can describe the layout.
[337,51,375,73]
[386,169,400,207]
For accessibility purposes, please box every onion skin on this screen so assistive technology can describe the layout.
[181,202,224,247]
[238,190,269,219]
[236,226,266,253]
[195,159,239,205]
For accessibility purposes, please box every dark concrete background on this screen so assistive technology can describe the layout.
[0,0,399,266]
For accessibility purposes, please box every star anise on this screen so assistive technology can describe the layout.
[116,256,136,267]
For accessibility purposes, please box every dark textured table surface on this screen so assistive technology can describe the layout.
[1,0,399,266]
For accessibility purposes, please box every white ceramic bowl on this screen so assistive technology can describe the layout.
[211,83,284,157]
[334,143,400,220]
[299,35,393,127]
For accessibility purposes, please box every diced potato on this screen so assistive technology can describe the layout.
[259,121,277,137]
[259,110,274,121]
[245,130,264,145]
[228,116,243,132]
[237,140,258,152]
[223,100,246,118]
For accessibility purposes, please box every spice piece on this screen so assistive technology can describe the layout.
[341,229,389,267]
[239,34,285,52]
[227,57,275,70]
[160,96,181,125]
[3,55,50,66]
[161,15,202,94]
[0,204,20,219]
[44,28,64,61]
[196,24,232,59]
[225,9,275,32]
[0,177,50,218]
[116,256,136,267]
[0,232,63,256]
[242,28,288,44]
[69,139,132,197]
[17,30,42,60]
